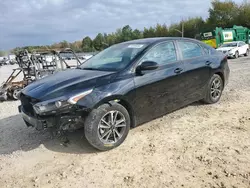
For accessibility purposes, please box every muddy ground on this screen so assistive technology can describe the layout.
[0,56,250,188]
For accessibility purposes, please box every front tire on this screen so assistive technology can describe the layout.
[235,51,239,59]
[203,74,223,104]
[84,103,130,151]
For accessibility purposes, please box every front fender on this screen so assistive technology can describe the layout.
[76,76,136,111]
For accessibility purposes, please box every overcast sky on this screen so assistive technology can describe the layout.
[0,0,244,50]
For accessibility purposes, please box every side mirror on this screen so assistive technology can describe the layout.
[137,61,158,73]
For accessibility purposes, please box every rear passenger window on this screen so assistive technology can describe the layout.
[141,42,177,65]
[178,41,203,59]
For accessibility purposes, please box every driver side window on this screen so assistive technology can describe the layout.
[141,42,177,65]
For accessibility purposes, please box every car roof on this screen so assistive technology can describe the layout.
[122,37,202,45]
[224,41,240,44]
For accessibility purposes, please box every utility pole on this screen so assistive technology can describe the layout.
[182,21,184,38]
[102,42,109,47]
[174,20,184,37]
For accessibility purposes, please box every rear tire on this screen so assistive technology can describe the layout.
[244,49,249,57]
[203,74,223,104]
[84,103,130,151]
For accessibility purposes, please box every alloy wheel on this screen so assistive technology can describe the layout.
[210,77,222,101]
[98,110,127,144]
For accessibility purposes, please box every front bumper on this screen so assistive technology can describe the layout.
[19,105,49,130]
[227,53,235,58]
[18,105,87,131]
[217,51,234,58]
[224,51,235,58]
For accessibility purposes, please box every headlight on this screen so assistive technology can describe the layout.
[33,97,70,115]
[33,89,93,115]
[68,89,93,104]
[229,48,235,53]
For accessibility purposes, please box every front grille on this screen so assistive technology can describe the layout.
[20,93,39,116]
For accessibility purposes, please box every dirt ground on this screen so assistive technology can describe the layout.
[0,56,250,188]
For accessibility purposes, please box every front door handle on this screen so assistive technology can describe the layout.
[174,68,183,74]
[206,61,212,66]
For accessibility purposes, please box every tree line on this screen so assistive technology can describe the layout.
[7,0,250,54]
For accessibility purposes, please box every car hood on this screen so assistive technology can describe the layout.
[22,69,114,101]
[216,47,236,51]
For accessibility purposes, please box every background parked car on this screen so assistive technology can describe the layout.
[0,57,9,65]
[216,41,249,58]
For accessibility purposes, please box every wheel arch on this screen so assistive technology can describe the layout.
[92,95,136,128]
[214,71,225,88]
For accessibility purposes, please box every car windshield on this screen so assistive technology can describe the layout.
[79,43,148,71]
[221,43,237,47]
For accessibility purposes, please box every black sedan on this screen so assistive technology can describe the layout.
[18,37,230,150]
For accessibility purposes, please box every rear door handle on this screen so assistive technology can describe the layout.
[206,61,212,65]
[174,68,183,74]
